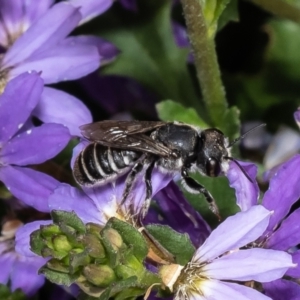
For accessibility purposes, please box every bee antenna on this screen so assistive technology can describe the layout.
[224,156,254,183]
[227,123,266,148]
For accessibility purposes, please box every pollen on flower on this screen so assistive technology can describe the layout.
[174,262,206,300]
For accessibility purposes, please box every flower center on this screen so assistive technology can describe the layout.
[0,65,9,94]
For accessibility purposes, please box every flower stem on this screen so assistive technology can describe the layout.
[181,0,227,127]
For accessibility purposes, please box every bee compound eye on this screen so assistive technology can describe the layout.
[206,158,221,177]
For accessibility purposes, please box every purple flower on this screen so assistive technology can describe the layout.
[0,72,70,211]
[257,154,300,298]
[70,0,113,24]
[0,200,50,296]
[165,206,294,300]
[227,160,259,211]
[0,0,117,135]
[228,152,300,298]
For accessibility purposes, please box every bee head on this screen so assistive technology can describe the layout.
[196,124,266,181]
[197,128,229,177]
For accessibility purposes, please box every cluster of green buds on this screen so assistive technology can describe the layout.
[30,211,161,300]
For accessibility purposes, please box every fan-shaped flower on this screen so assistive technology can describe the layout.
[0,72,70,211]
[0,0,117,135]
[163,206,294,300]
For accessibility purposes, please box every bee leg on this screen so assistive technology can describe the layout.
[120,161,144,206]
[181,168,221,220]
[140,160,156,219]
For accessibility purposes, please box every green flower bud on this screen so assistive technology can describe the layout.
[86,222,103,235]
[40,224,61,237]
[69,250,91,274]
[103,228,123,251]
[78,233,106,259]
[52,235,72,252]
[47,259,69,273]
[83,264,117,287]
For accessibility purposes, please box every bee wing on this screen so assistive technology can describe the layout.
[80,120,167,140]
[80,120,173,157]
[105,134,173,156]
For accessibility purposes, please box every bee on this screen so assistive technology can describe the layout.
[73,120,261,218]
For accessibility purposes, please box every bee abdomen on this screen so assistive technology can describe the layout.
[73,144,141,186]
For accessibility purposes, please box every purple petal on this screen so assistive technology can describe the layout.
[294,108,300,129]
[62,35,119,64]
[0,0,54,48]
[262,154,300,233]
[10,42,100,84]
[263,279,300,300]
[147,181,211,248]
[83,169,173,221]
[0,0,24,48]
[34,87,92,136]
[48,184,107,225]
[198,279,271,300]
[71,140,89,168]
[11,256,46,296]
[123,168,173,216]
[0,253,15,284]
[119,0,137,11]
[172,22,190,48]
[192,205,271,263]
[226,160,259,211]
[3,3,81,67]
[1,123,70,165]
[0,72,43,144]
[266,208,300,251]
[79,74,158,117]
[286,250,300,278]
[15,220,52,257]
[204,248,294,282]
[70,0,113,24]
[83,183,122,222]
[0,166,60,212]
[24,0,54,25]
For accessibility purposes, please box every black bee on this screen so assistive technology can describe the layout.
[73,120,260,218]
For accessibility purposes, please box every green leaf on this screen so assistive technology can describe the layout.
[83,0,202,111]
[145,225,195,265]
[203,0,237,35]
[51,210,86,234]
[106,218,148,261]
[39,267,79,286]
[218,0,239,30]
[220,106,240,139]
[156,100,209,128]
[268,20,300,80]
[0,285,26,300]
